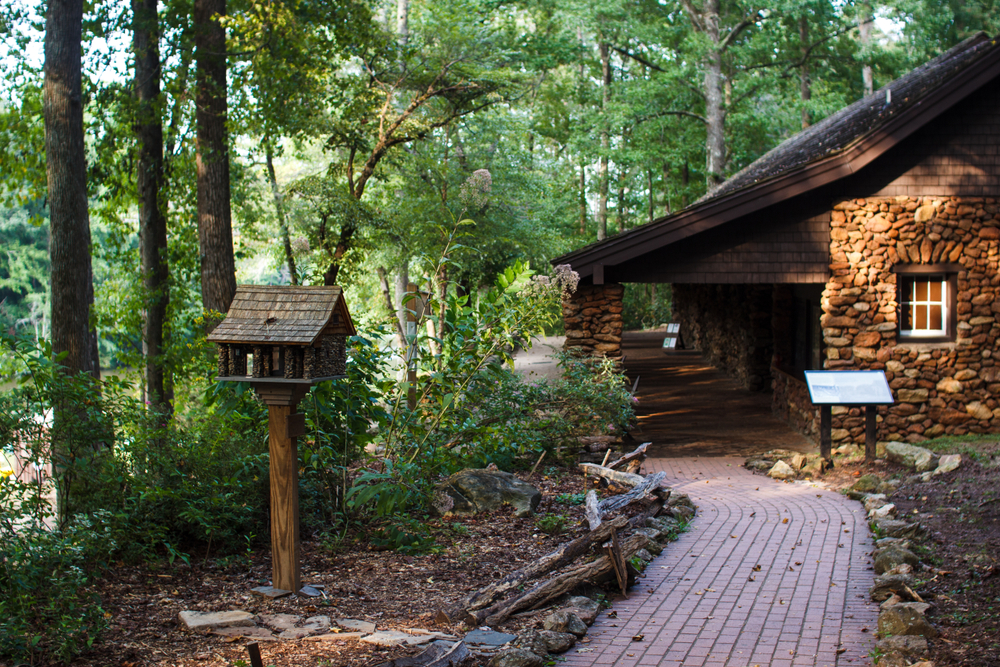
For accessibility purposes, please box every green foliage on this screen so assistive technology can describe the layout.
[535,513,568,535]
[555,492,587,505]
[622,283,672,331]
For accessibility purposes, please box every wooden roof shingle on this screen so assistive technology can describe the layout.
[207,285,356,345]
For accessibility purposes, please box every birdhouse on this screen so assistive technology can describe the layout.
[208,285,356,383]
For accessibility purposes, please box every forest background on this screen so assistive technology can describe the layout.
[1,0,1000,663]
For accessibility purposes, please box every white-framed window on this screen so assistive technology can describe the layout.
[896,268,956,341]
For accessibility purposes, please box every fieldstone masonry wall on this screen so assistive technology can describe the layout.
[673,284,774,391]
[562,283,624,358]
[814,195,1000,444]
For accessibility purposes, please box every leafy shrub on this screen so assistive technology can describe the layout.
[555,492,587,505]
[536,513,568,535]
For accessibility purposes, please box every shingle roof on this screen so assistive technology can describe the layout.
[708,33,994,200]
[554,33,1000,278]
[207,285,355,345]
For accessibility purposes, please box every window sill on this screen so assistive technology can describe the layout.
[895,338,957,351]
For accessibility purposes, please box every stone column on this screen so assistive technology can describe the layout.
[563,283,624,358]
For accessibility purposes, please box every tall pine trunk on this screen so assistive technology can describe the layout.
[134,0,171,416]
[597,42,611,241]
[703,0,726,191]
[46,0,98,380]
[194,0,236,316]
[799,15,812,129]
[265,139,297,285]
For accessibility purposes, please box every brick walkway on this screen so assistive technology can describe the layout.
[564,457,878,667]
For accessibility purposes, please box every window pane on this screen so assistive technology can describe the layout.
[929,305,942,330]
[915,280,927,301]
[930,280,940,301]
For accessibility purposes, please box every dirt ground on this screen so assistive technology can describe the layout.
[44,470,631,667]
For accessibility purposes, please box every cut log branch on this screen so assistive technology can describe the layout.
[480,532,657,626]
[606,442,650,470]
[598,471,668,514]
[439,516,628,623]
[584,490,602,531]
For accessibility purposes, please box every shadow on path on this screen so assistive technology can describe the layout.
[621,331,814,458]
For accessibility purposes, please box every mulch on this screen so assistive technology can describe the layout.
[47,469,618,667]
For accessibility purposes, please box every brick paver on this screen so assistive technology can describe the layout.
[564,457,877,667]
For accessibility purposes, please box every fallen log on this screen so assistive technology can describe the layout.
[439,516,628,623]
[584,490,602,531]
[598,471,668,514]
[579,463,645,488]
[480,532,657,626]
[606,442,650,471]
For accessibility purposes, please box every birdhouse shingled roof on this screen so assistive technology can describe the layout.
[207,285,356,345]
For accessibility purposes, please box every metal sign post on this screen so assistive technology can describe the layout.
[804,370,894,464]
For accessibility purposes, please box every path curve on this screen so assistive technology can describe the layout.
[564,457,878,667]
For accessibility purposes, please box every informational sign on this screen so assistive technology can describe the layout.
[803,370,894,405]
[662,323,681,349]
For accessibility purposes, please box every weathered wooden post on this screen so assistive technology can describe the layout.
[208,285,355,594]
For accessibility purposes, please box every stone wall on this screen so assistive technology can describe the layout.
[822,195,1000,444]
[673,284,774,391]
[772,367,820,440]
[562,283,624,358]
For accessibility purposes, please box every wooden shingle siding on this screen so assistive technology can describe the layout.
[632,213,829,284]
[868,83,1000,197]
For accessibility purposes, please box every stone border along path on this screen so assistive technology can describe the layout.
[564,457,879,667]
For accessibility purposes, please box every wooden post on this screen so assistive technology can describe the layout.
[406,283,417,410]
[268,404,300,593]
[820,404,832,461]
[865,405,877,464]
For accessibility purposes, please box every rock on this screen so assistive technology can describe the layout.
[768,460,796,480]
[875,519,927,540]
[542,611,587,637]
[885,442,939,473]
[211,626,277,641]
[646,516,679,534]
[745,458,774,472]
[488,648,546,667]
[875,653,908,667]
[635,526,664,543]
[852,474,882,493]
[897,388,929,403]
[877,635,929,659]
[874,546,919,575]
[437,469,542,517]
[878,602,939,638]
[298,585,323,597]
[302,616,331,634]
[800,458,827,477]
[870,574,916,602]
[512,630,550,657]
[634,548,654,562]
[877,479,902,495]
[375,640,470,667]
[251,586,292,599]
[875,537,910,550]
[933,454,961,476]
[670,505,695,521]
[464,629,517,648]
[966,401,993,421]
[562,596,601,625]
[260,613,303,633]
[667,493,694,508]
[864,494,889,512]
[178,610,255,632]
[788,453,806,470]
[869,504,897,520]
[537,631,576,654]
[337,619,377,634]
[362,630,436,647]
[304,632,366,642]
[935,378,963,393]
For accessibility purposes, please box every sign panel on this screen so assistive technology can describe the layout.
[803,370,894,405]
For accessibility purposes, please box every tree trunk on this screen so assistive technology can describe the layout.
[265,139,297,285]
[135,0,171,416]
[578,159,587,234]
[597,42,611,241]
[395,0,409,42]
[46,0,98,380]
[799,15,811,129]
[616,164,626,233]
[195,0,236,315]
[647,169,654,223]
[394,262,409,351]
[858,1,874,97]
[703,0,726,191]
[681,161,689,208]
[662,162,671,216]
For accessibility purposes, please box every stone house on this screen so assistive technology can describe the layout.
[554,34,1000,445]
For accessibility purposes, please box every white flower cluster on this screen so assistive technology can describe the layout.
[459,169,492,209]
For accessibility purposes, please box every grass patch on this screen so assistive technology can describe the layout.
[914,434,1000,462]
